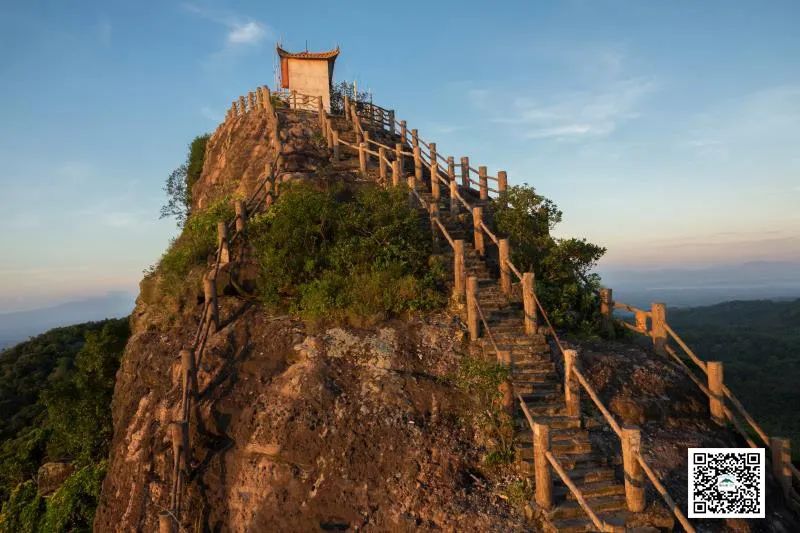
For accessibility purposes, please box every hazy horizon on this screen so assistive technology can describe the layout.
[1,1,798,312]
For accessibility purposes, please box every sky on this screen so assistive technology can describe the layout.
[1,0,799,313]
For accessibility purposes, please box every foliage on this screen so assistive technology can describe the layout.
[249,183,446,326]
[40,463,106,533]
[330,81,372,115]
[668,299,800,459]
[155,196,234,291]
[492,185,606,333]
[454,357,514,467]
[0,480,43,533]
[41,320,130,462]
[0,320,129,528]
[160,134,210,227]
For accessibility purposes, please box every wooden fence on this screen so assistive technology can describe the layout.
[159,85,284,533]
[604,294,800,511]
[165,84,797,529]
[322,94,699,531]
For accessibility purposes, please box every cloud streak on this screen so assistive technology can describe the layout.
[182,3,271,51]
[495,77,656,141]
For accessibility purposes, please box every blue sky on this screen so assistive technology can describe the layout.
[1,0,798,312]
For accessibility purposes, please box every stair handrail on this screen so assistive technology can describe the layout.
[473,295,501,355]
[517,395,618,532]
[569,366,623,437]
[612,298,800,485]
[339,93,706,530]
[165,83,288,531]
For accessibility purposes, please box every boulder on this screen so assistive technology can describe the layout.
[37,462,74,496]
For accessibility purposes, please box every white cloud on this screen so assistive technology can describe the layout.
[182,3,272,52]
[495,77,655,141]
[227,21,266,45]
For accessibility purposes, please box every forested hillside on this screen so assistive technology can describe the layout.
[668,299,800,458]
[0,319,129,532]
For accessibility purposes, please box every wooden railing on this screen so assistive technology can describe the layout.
[160,85,284,533]
[323,91,722,529]
[272,89,323,111]
[606,296,800,506]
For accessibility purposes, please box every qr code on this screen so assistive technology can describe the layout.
[688,448,765,518]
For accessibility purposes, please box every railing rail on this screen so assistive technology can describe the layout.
[612,298,800,490]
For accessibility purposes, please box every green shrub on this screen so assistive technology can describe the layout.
[40,463,106,533]
[454,357,514,466]
[249,183,445,325]
[492,185,606,333]
[156,196,234,292]
[0,480,43,533]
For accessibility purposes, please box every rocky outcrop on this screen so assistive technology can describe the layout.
[95,105,524,532]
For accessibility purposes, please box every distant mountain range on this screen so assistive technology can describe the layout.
[598,260,800,308]
[0,293,135,350]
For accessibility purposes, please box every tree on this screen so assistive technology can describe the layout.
[492,185,606,333]
[160,134,210,227]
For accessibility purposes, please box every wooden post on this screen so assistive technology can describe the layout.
[564,349,581,417]
[395,143,404,173]
[449,181,459,215]
[622,426,646,512]
[411,128,419,148]
[351,104,359,133]
[429,203,440,253]
[413,146,423,182]
[479,165,489,200]
[391,159,401,187]
[180,349,194,397]
[498,170,507,196]
[635,310,648,333]
[363,131,371,160]
[378,147,388,183]
[344,96,350,121]
[650,303,667,355]
[454,240,465,301]
[234,200,246,233]
[332,130,340,160]
[707,361,725,424]
[400,120,407,144]
[359,142,367,174]
[431,161,440,200]
[204,276,219,331]
[387,110,395,133]
[498,239,511,296]
[217,222,230,265]
[770,437,792,499]
[263,86,272,113]
[460,156,470,188]
[533,422,553,510]
[600,288,614,338]
[523,272,537,335]
[472,207,484,256]
[466,276,479,341]
[407,176,416,207]
[326,122,334,149]
[498,349,513,415]
[159,512,175,533]
[429,142,437,167]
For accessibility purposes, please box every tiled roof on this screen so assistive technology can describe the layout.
[276,46,340,60]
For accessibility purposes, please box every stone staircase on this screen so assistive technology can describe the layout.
[327,113,651,532]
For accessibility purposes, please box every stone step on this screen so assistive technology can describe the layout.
[554,479,626,501]
[549,494,628,521]
[547,513,627,533]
